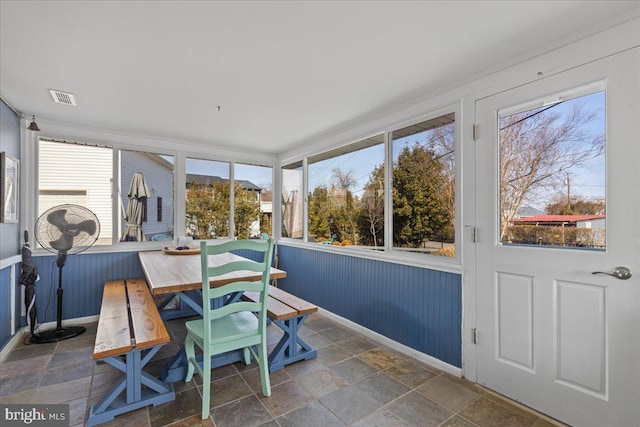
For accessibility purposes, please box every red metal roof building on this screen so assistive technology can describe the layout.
[513,214,605,226]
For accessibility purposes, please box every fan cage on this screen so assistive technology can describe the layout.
[35,204,101,255]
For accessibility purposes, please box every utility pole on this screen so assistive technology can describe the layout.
[565,173,571,211]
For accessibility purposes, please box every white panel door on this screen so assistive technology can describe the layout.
[475,48,640,426]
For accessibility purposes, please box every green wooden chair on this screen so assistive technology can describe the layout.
[185,239,274,419]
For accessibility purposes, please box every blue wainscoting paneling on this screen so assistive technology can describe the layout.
[0,266,12,350]
[22,246,461,368]
[31,251,144,323]
[277,245,462,368]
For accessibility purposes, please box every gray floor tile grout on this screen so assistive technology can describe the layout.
[2,315,556,427]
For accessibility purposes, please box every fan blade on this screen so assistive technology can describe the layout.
[49,235,74,252]
[75,220,97,236]
[47,209,69,230]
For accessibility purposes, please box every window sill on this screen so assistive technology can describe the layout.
[276,239,463,275]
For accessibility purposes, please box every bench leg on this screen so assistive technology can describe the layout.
[87,345,175,427]
[268,314,317,372]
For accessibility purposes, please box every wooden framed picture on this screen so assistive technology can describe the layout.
[1,151,19,223]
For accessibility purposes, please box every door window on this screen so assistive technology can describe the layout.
[498,89,605,249]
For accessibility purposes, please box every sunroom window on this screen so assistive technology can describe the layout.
[281,161,303,239]
[37,139,175,244]
[234,163,273,239]
[391,113,456,256]
[185,157,230,239]
[119,150,174,242]
[38,140,113,245]
[307,134,384,248]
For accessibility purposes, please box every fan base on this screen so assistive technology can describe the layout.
[30,326,86,344]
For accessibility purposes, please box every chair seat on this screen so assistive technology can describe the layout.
[186,311,260,346]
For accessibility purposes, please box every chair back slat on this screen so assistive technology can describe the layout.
[200,239,274,341]
[208,301,262,320]
[208,280,265,299]
[204,239,271,255]
[207,260,265,277]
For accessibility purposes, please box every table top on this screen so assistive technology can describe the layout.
[138,250,286,296]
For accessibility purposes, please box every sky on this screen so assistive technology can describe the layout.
[172,90,604,210]
[308,143,384,196]
[185,157,273,189]
[307,90,605,212]
[504,90,606,209]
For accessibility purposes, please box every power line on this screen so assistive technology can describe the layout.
[499,102,563,131]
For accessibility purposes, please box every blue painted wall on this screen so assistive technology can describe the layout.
[0,99,21,259]
[276,245,462,368]
[0,99,21,350]
[18,245,462,369]
[0,267,13,350]
[30,252,144,323]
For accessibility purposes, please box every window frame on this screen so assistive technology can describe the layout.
[307,134,385,248]
[278,103,462,270]
[30,134,276,253]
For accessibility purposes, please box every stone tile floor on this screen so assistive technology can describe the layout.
[0,313,564,426]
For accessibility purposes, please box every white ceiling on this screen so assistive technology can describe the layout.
[1,1,639,155]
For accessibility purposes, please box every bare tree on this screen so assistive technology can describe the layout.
[499,102,604,238]
[330,167,358,243]
[427,123,455,242]
[359,165,385,248]
[331,167,356,191]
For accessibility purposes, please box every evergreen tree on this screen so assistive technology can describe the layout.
[234,183,261,239]
[308,186,331,239]
[393,144,451,248]
[186,181,260,239]
[185,181,229,239]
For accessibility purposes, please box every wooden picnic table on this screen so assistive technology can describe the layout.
[137,248,290,382]
[138,249,286,295]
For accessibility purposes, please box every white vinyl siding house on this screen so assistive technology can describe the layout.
[120,151,174,240]
[38,140,113,244]
[38,141,175,243]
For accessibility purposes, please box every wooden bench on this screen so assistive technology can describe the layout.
[87,279,175,427]
[244,285,318,372]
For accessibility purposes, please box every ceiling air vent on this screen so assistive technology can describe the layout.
[49,89,77,106]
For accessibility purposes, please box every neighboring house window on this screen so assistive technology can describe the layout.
[157,197,162,222]
[308,134,384,248]
[142,198,148,223]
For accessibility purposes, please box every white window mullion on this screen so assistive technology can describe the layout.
[229,162,235,239]
[174,153,186,239]
[384,131,393,252]
[302,157,308,242]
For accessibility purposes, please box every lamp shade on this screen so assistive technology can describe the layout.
[27,115,40,131]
